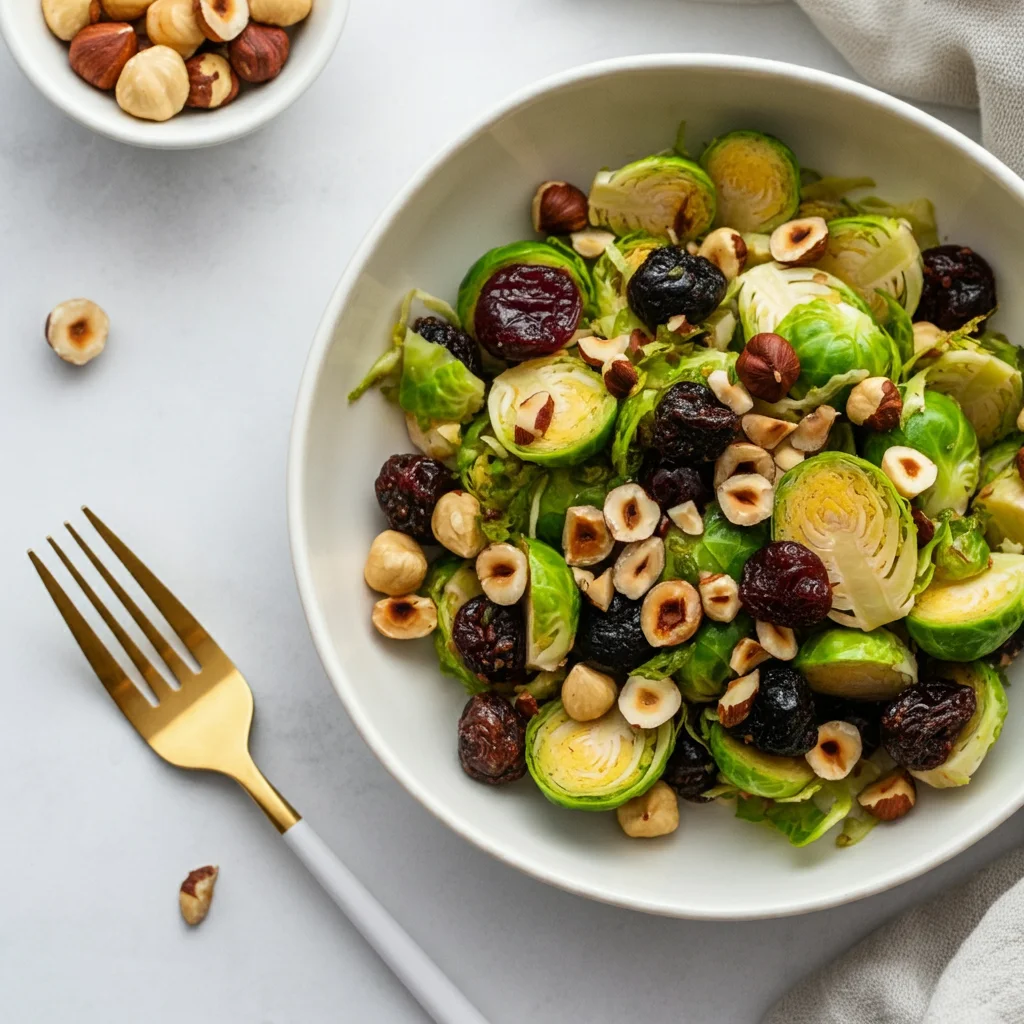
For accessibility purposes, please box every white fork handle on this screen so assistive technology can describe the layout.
[283,820,489,1024]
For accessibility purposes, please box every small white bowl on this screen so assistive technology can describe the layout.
[0,0,348,149]
[289,55,1024,919]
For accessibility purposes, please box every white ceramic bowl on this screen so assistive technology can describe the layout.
[0,0,348,148]
[289,55,1024,919]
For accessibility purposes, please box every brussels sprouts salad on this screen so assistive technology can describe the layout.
[354,123,1024,849]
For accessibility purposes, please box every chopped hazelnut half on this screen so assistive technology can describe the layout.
[476,543,528,605]
[667,500,703,536]
[805,721,863,781]
[717,473,774,526]
[707,369,754,415]
[179,865,218,926]
[858,769,917,821]
[714,441,774,489]
[604,483,660,542]
[45,298,109,366]
[613,537,665,601]
[741,413,797,451]
[755,620,798,661]
[729,637,771,675]
[881,446,938,499]
[641,579,702,646]
[563,505,614,567]
[717,670,760,728]
[789,405,837,452]
[371,595,437,640]
[699,573,741,623]
[769,216,829,265]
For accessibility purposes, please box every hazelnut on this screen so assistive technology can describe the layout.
[769,216,830,265]
[741,413,797,450]
[913,320,943,356]
[697,227,748,281]
[115,44,189,120]
[371,594,437,640]
[145,0,205,57]
[363,530,427,596]
[641,579,702,646]
[755,620,798,661]
[577,333,628,368]
[229,20,288,81]
[42,0,100,42]
[618,676,681,730]
[571,229,615,259]
[513,691,540,719]
[580,567,614,612]
[405,413,460,461]
[45,298,109,365]
[603,483,660,543]
[616,780,679,838]
[667,500,703,536]
[858,769,917,821]
[789,404,837,452]
[913,508,936,545]
[602,354,639,399]
[562,505,614,567]
[431,491,486,558]
[698,573,741,623]
[846,377,902,431]
[881,446,938,499]
[531,181,589,235]
[514,391,554,446]
[736,333,801,402]
[101,0,152,16]
[666,314,693,334]
[772,439,805,472]
[717,473,773,527]
[717,670,760,728]
[69,22,138,91]
[194,0,250,42]
[805,721,863,781]
[561,663,617,722]
[612,537,665,600]
[706,309,738,352]
[707,369,753,415]
[729,637,770,675]
[179,865,218,926]
[475,543,528,605]
[249,0,311,25]
[714,441,774,489]
[571,567,594,589]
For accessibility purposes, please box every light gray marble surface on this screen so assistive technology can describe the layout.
[1,2,1016,1022]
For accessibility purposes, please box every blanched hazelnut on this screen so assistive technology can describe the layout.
[741,413,796,450]
[714,441,774,489]
[699,573,740,623]
[846,377,902,431]
[571,229,615,259]
[371,595,437,640]
[101,0,152,16]
[616,781,679,838]
[561,663,617,722]
[667,500,702,536]
[185,51,239,108]
[577,333,628,368]
[881,446,938,499]
[45,298,109,365]
[641,580,702,646]
[755,620,798,661]
[562,505,614,567]
[697,227,747,281]
[179,865,218,926]
[717,473,773,526]
[431,491,486,558]
[604,483,660,542]
[43,0,100,42]
[249,0,311,25]
[912,321,943,356]
[115,45,189,120]
[194,0,249,42]
[145,0,205,57]
[475,543,528,606]
[789,404,837,452]
[613,537,665,600]
[707,368,753,415]
[805,721,863,781]
[729,637,770,675]
[717,670,759,728]
[769,216,829,265]
[364,531,427,596]
[773,439,805,472]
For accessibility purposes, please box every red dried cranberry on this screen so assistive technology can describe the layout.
[639,458,710,513]
[882,680,977,771]
[662,731,716,801]
[458,693,526,784]
[916,245,996,331]
[474,263,582,361]
[374,453,455,542]
[739,541,833,627]
[412,316,483,376]
[452,595,526,683]
[651,381,739,463]
[626,247,727,330]
[734,661,817,756]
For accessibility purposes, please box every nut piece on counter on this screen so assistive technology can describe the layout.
[229,21,289,82]
[45,298,109,365]
[185,52,239,108]
[179,865,218,926]
[116,45,189,121]
[69,22,138,91]
[146,0,206,57]
[249,0,312,26]
[101,0,154,17]
[194,0,250,43]
[43,0,101,42]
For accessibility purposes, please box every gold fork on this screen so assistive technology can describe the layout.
[30,509,487,1024]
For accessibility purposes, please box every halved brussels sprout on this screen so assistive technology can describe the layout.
[773,452,918,631]
[533,460,617,548]
[423,555,486,694]
[812,215,923,320]
[737,783,853,848]
[399,329,485,425]
[488,354,618,467]
[673,614,754,703]
[794,627,916,700]
[592,231,666,328]
[980,432,1024,487]
[911,661,1008,788]
[588,155,716,241]
[661,505,769,585]
[699,130,800,233]
[932,511,990,581]
[525,700,674,810]
[521,537,580,672]
[975,468,1024,551]
[861,388,980,517]
[906,552,1024,660]
[707,723,815,800]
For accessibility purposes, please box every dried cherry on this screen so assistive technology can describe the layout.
[627,247,727,330]
[733,661,818,757]
[374,453,456,542]
[739,541,833,627]
[639,458,710,514]
[457,693,527,785]
[882,680,976,771]
[662,731,716,801]
[991,625,1024,669]
[650,381,739,464]
[412,316,483,376]
[576,592,657,672]
[916,245,996,331]
[452,595,526,683]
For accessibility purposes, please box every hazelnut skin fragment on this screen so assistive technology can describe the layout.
[179,865,218,926]
[185,52,239,108]
[229,21,289,82]
[736,333,801,402]
[616,781,679,838]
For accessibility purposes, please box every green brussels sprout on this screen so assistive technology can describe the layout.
[980,432,1024,487]
[399,329,485,425]
[741,232,773,267]
[861,389,980,517]
[877,291,915,367]
[588,155,716,241]
[661,505,769,585]
[812,215,923,320]
[907,552,1024,660]
[699,130,800,233]
[974,468,1024,551]
[521,537,580,672]
[850,194,939,250]
[525,701,675,810]
[673,614,754,703]
[423,555,486,694]
[910,661,1008,788]
[533,459,618,548]
[773,452,918,631]
[592,231,666,328]
[515,669,565,703]
[932,511,991,581]
[737,783,854,848]
[487,354,618,467]
[794,627,917,700]
[707,723,815,800]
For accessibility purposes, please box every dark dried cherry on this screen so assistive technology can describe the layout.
[452,595,526,683]
[639,457,710,514]
[912,509,935,547]
[815,696,885,758]
[650,381,739,464]
[457,693,526,785]
[576,592,656,672]
[733,661,818,757]
[916,245,996,331]
[662,731,716,802]
[412,316,483,377]
[739,541,833,627]
[882,680,976,771]
[991,625,1024,669]
[627,247,727,330]
[374,453,456,542]
[474,263,582,361]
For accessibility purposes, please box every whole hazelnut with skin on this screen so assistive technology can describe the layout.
[736,333,801,402]
[846,376,903,431]
[185,52,239,108]
[42,0,101,42]
[531,181,589,235]
[179,865,218,926]
[69,22,138,90]
[249,0,311,25]
[229,21,289,82]
[116,45,189,121]
[146,0,206,57]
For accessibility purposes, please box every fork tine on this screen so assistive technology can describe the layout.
[49,535,175,701]
[28,549,154,725]
[65,523,193,685]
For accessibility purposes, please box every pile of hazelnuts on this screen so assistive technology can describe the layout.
[41,0,312,122]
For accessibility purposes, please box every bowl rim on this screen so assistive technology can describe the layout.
[287,53,1024,919]
[0,0,349,150]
